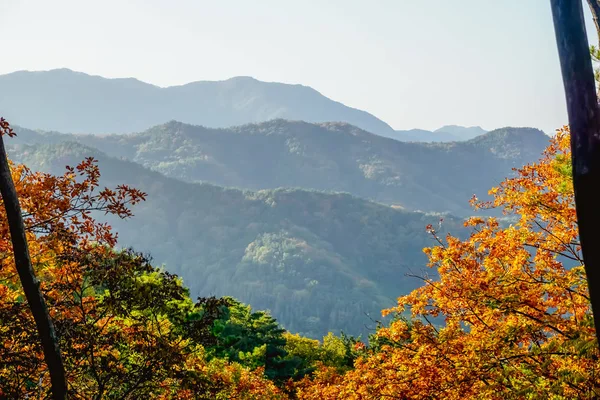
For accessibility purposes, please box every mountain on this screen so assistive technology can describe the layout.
[435,125,487,140]
[0,69,396,137]
[12,120,550,216]
[6,140,466,338]
[393,129,438,142]
[394,125,488,142]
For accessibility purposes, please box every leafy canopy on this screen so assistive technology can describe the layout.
[297,128,600,399]
[0,154,283,399]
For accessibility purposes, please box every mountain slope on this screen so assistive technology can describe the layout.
[12,120,551,215]
[0,69,395,137]
[6,140,465,338]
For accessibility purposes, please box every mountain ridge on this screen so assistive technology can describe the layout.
[11,119,550,215]
[0,68,396,137]
[2,68,497,141]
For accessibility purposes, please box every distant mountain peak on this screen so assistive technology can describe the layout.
[226,75,257,81]
[0,69,394,137]
[42,67,77,74]
[394,124,489,143]
[222,76,262,84]
[433,125,488,141]
[434,124,485,132]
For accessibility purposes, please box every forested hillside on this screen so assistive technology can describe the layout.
[7,140,466,338]
[12,120,549,215]
[2,124,598,398]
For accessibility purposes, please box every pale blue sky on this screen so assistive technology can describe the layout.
[0,0,596,133]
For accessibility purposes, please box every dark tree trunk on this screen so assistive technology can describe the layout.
[550,0,600,344]
[0,127,67,398]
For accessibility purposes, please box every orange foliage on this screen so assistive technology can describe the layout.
[4,120,596,399]
[298,127,600,399]
[0,142,282,397]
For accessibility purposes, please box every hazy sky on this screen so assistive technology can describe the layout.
[0,0,596,133]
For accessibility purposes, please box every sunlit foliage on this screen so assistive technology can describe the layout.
[298,128,600,399]
[0,152,281,398]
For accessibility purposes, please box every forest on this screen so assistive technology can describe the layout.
[1,1,600,399]
[0,123,599,398]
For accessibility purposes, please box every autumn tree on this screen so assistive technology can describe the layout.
[0,120,284,398]
[0,118,67,399]
[297,129,600,399]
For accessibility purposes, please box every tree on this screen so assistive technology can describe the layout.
[0,118,66,399]
[587,0,600,38]
[586,1,600,87]
[0,146,284,398]
[551,0,600,343]
[297,130,600,399]
[208,297,302,383]
[283,331,362,378]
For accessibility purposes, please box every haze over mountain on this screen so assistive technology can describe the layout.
[394,125,488,142]
[12,120,550,215]
[435,125,488,140]
[0,69,398,137]
[1,69,490,142]
[6,140,467,338]
[0,68,552,337]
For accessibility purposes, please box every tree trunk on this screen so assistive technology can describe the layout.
[586,0,600,97]
[0,125,67,398]
[587,0,600,41]
[550,0,600,344]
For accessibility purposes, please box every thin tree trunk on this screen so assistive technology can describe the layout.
[587,0,600,40]
[550,0,600,344]
[0,124,67,398]
[586,0,600,98]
